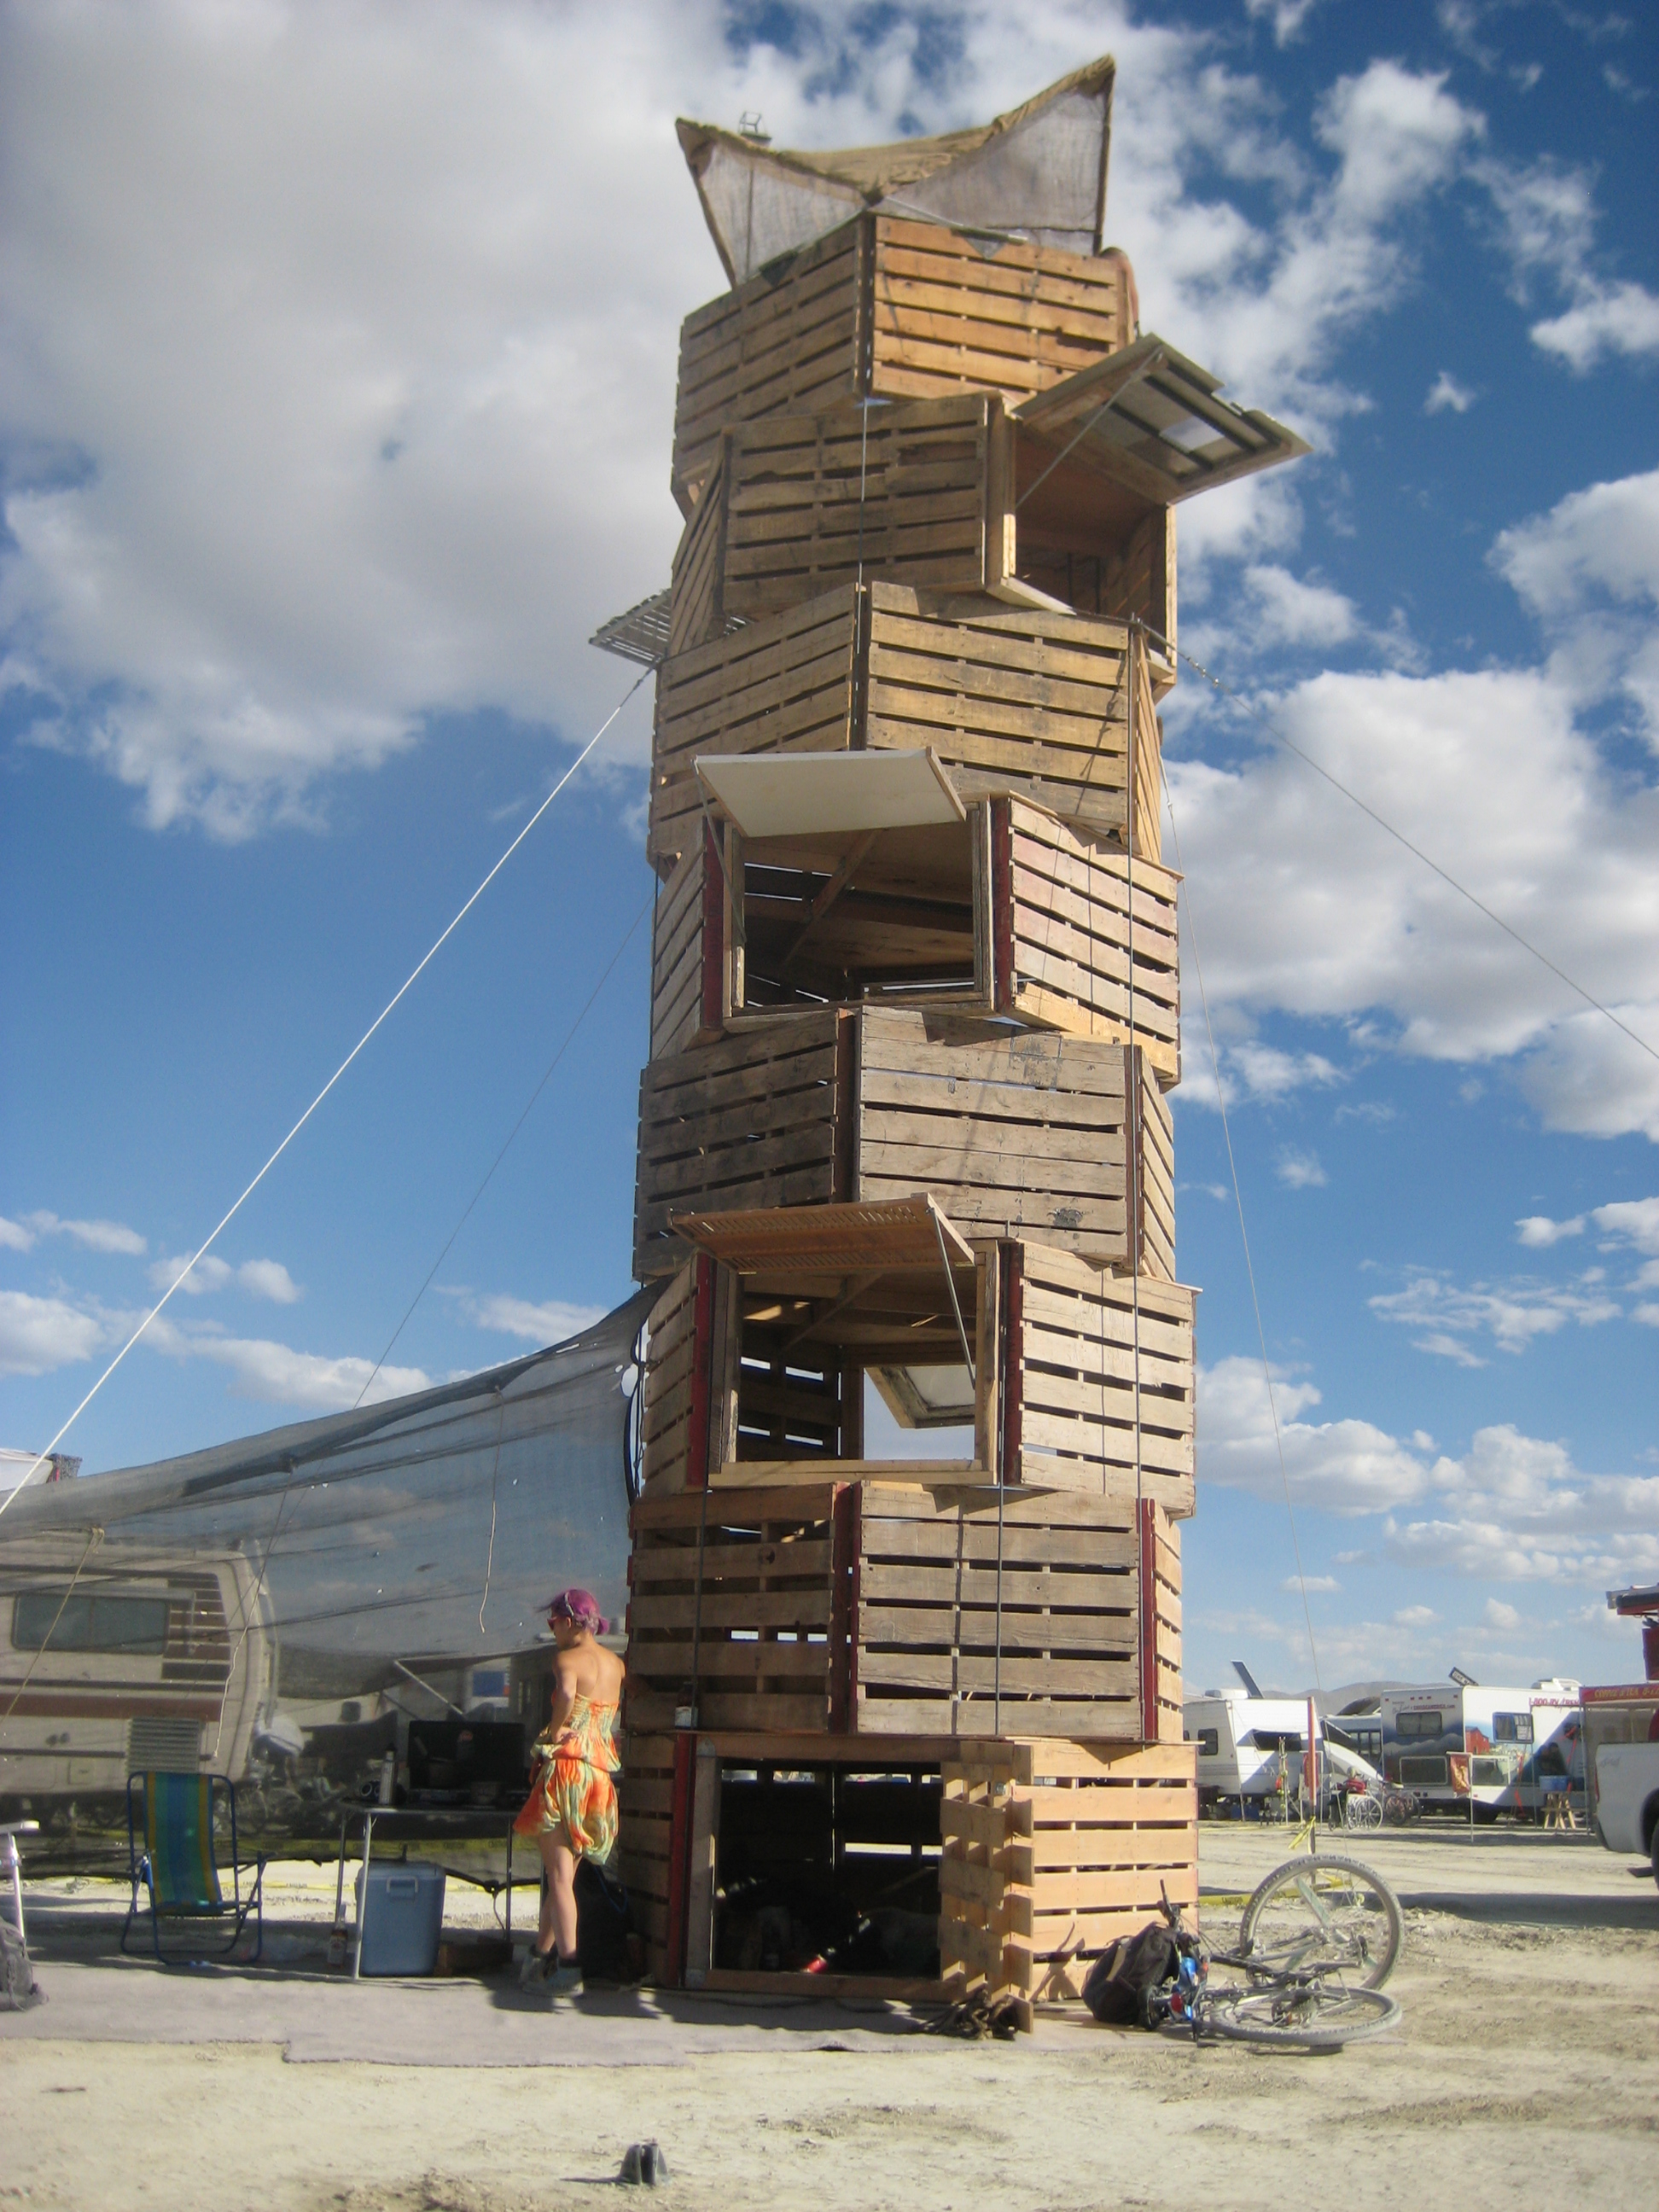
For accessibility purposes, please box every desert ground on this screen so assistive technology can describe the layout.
[3,1820,1655,2212]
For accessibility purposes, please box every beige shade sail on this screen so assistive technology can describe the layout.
[678,55,1115,285]
[695,748,965,838]
[669,1193,975,1275]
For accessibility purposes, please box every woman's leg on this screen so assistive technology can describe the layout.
[533,1832,564,1956]
[545,1837,579,1962]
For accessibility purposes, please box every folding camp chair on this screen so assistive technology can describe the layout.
[122,1772,265,1962]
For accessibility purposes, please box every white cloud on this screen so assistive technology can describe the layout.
[1424,370,1476,414]
[1392,1423,1659,1585]
[1242,564,1359,648]
[1197,1358,1432,1514]
[1393,1604,1437,1627]
[461,1293,607,1346]
[1245,0,1323,46]
[183,1334,429,1410]
[0,1289,105,1377]
[1369,1270,1621,1359]
[1531,282,1659,371]
[1592,1196,1659,1256]
[1515,1214,1583,1247]
[0,12,1512,831]
[1276,1146,1328,1188]
[146,1252,301,1303]
[22,1209,146,1255]
[1284,1573,1341,1592]
[1164,469,1659,1143]
[0,1217,35,1253]
[1483,1598,1521,1630]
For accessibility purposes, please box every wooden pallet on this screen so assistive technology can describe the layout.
[624,1484,1179,1742]
[672,214,1134,509]
[939,1737,1198,2019]
[1010,1244,1194,1516]
[649,789,1179,1086]
[613,1729,680,1979]
[672,392,1178,653]
[633,1007,1173,1280]
[649,581,1161,875]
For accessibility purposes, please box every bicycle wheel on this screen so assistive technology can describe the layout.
[1238,1854,1402,1989]
[1343,1793,1383,1833]
[1209,1984,1401,2052]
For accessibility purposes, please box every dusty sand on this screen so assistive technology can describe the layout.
[4,1823,1655,2212]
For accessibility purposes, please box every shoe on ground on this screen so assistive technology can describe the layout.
[517,1947,551,1989]
[543,1959,584,2000]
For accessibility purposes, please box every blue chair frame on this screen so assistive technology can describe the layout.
[121,1772,265,1962]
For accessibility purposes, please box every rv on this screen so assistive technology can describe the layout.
[1376,1679,1583,1816]
[1184,1687,1324,1813]
[0,1534,272,1817]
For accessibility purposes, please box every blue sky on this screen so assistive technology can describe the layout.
[2,0,1656,1697]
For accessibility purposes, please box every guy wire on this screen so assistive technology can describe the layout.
[3,662,652,1516]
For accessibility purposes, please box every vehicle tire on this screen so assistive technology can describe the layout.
[1650,1823,1658,1892]
[1208,1985,1402,2051]
[1238,1853,1404,1990]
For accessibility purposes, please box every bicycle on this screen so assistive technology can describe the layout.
[1148,1853,1404,2051]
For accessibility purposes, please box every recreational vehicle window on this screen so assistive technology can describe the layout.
[1192,1728,1220,1757]
[1397,1709,1444,1740]
[1493,1711,1533,1743]
[11,1591,169,1655]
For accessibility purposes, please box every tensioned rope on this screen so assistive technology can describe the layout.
[0,663,651,1521]
[1140,622,1656,1071]
[351,891,652,1408]
[1159,760,1324,1702]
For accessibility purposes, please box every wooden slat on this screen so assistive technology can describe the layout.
[649,845,707,1061]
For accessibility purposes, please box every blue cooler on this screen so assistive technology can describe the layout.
[355,1862,445,1976]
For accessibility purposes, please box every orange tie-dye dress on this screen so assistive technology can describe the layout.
[512,1691,620,1864]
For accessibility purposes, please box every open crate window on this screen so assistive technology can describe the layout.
[697,749,987,1023]
[677,1196,998,1484]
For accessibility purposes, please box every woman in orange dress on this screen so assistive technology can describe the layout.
[513,1587,624,1996]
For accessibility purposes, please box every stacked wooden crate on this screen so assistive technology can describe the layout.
[610,77,1305,2022]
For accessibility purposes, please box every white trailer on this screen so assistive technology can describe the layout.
[0,1534,272,1813]
[1184,1688,1324,1812]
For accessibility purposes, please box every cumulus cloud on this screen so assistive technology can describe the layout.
[20,1210,146,1255]
[1276,1146,1328,1188]
[1391,1423,1659,1585]
[0,8,1522,830]
[1369,1271,1621,1360]
[1164,471,1659,1143]
[1242,565,1360,649]
[1515,1214,1583,1247]
[0,1218,34,1253]
[1197,1358,1432,1514]
[1483,1598,1521,1630]
[0,1289,105,1377]
[146,1252,302,1302]
[1284,1573,1340,1592]
[463,1293,608,1345]
[1245,0,1323,47]
[1424,370,1476,413]
[180,1333,429,1409]
[1531,283,1659,371]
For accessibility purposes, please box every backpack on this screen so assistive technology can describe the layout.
[1081,1923,1180,2027]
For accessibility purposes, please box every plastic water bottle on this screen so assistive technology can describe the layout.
[378,1749,396,1806]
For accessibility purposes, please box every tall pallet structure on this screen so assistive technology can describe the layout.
[602,59,1307,2023]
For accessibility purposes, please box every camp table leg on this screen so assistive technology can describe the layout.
[351,1810,376,1982]
[504,1818,514,1941]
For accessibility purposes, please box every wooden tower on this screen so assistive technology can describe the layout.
[600,60,1307,2023]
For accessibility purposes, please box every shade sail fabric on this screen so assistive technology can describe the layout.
[679,56,1116,285]
[0,1292,652,1864]
[695,748,965,837]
